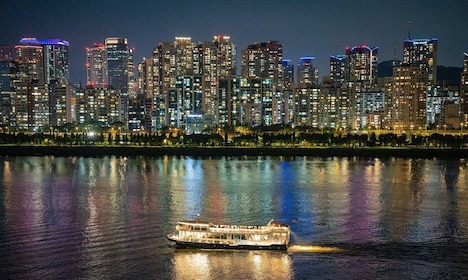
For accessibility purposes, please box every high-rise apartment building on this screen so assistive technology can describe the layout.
[403,38,438,85]
[241,41,283,126]
[217,78,239,127]
[381,37,439,131]
[461,53,468,127]
[389,66,428,131]
[15,38,44,84]
[297,57,319,88]
[86,43,108,87]
[13,38,71,131]
[319,83,342,129]
[241,41,283,91]
[426,85,460,127]
[41,39,70,84]
[16,37,70,85]
[345,45,378,88]
[198,35,236,120]
[105,37,132,93]
[86,38,134,92]
[329,55,346,84]
[49,81,72,126]
[282,59,295,124]
[344,45,379,129]
[75,86,121,126]
[85,38,134,128]
[0,60,18,126]
[152,37,197,128]
[236,78,273,126]
[210,35,236,78]
[167,76,203,128]
[149,36,236,129]
[137,57,155,99]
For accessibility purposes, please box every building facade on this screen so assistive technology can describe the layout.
[403,38,438,85]
[461,53,468,127]
[86,43,108,87]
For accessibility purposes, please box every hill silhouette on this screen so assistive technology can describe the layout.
[378,60,462,86]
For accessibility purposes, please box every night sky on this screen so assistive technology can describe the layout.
[2,0,467,84]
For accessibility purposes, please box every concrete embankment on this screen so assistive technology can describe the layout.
[0,145,467,159]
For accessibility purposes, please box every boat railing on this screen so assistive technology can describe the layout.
[209,226,268,234]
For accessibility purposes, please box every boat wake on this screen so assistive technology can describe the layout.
[287,245,343,253]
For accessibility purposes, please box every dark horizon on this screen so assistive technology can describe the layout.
[2,0,468,84]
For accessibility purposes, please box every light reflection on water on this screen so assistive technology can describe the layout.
[0,156,467,279]
[172,250,293,280]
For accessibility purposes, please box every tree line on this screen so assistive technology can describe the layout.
[0,131,466,148]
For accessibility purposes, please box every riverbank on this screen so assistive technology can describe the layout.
[1,145,468,158]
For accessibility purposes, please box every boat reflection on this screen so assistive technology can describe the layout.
[172,250,293,279]
[287,245,343,253]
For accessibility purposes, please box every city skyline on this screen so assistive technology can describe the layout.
[2,0,468,84]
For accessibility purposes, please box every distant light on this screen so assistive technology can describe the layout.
[19,37,69,46]
[300,56,315,61]
[19,37,40,45]
[40,39,70,46]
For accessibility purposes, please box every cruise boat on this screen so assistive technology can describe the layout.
[167,219,290,250]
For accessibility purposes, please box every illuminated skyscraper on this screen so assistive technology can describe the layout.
[211,35,236,78]
[403,38,438,85]
[149,36,236,129]
[344,45,379,129]
[75,86,121,126]
[41,39,70,84]
[461,53,468,126]
[241,41,283,126]
[282,59,294,124]
[49,80,71,126]
[16,37,70,84]
[329,55,346,84]
[345,45,378,88]
[217,78,240,127]
[86,38,133,92]
[15,38,44,84]
[85,38,134,127]
[241,41,283,91]
[238,78,274,126]
[13,38,71,130]
[152,37,197,128]
[0,60,18,126]
[167,76,203,127]
[86,43,108,87]
[389,66,428,130]
[105,37,131,93]
[297,57,319,88]
[198,35,236,120]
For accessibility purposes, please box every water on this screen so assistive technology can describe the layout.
[0,155,467,279]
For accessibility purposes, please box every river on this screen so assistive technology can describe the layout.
[0,156,467,279]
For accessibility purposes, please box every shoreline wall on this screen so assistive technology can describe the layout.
[0,145,467,159]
